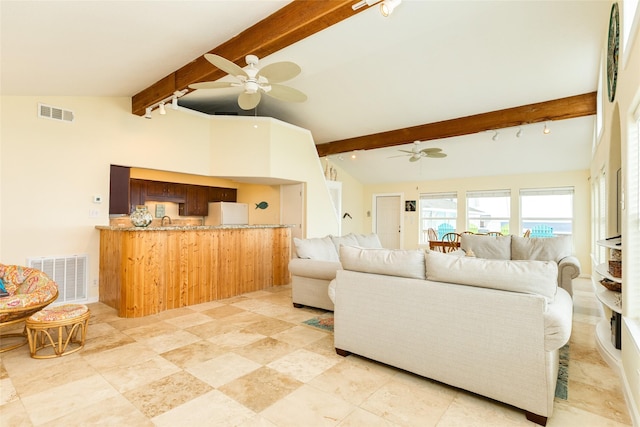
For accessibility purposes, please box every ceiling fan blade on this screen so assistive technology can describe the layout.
[204,54,248,78]
[387,154,409,158]
[397,149,416,154]
[258,61,301,83]
[265,84,307,102]
[409,156,421,162]
[420,148,443,154]
[426,152,448,158]
[238,91,261,110]
[189,81,235,90]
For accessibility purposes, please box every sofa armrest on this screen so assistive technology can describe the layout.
[543,287,573,351]
[288,258,342,281]
[557,256,581,296]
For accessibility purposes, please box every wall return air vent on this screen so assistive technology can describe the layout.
[38,103,75,123]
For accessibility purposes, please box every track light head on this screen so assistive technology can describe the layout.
[543,123,551,135]
[516,128,523,138]
[380,0,401,16]
[159,103,166,115]
[491,130,499,141]
[144,107,152,119]
[171,96,179,110]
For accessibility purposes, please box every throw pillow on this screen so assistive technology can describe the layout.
[340,246,426,280]
[425,250,558,301]
[353,233,383,248]
[294,236,339,262]
[460,234,511,259]
[329,234,360,253]
[511,235,572,262]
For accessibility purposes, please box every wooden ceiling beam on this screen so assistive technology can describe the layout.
[132,0,360,116]
[316,92,597,157]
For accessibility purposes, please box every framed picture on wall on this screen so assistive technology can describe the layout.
[405,200,416,212]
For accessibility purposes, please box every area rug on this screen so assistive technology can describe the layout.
[302,315,334,332]
[302,316,569,400]
[555,343,569,400]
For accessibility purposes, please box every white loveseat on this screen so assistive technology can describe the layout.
[333,246,572,426]
[288,233,382,311]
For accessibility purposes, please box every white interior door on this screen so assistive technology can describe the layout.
[281,184,305,255]
[373,194,403,248]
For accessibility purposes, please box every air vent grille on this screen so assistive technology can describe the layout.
[38,103,75,123]
[28,254,88,303]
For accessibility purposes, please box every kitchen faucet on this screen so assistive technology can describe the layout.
[161,216,172,226]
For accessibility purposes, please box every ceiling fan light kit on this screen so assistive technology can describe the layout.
[189,54,307,111]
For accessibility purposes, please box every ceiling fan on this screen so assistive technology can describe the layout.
[189,54,307,110]
[389,141,447,162]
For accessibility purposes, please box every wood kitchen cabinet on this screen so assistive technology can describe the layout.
[129,179,146,212]
[209,186,237,202]
[145,181,186,202]
[179,185,209,216]
[109,165,130,215]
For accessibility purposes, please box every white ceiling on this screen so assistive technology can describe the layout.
[0,1,609,184]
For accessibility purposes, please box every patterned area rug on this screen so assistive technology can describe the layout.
[302,316,569,400]
[555,343,569,400]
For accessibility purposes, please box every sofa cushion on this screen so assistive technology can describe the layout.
[340,246,426,280]
[330,234,360,253]
[425,250,558,301]
[511,235,572,262]
[294,236,339,262]
[460,234,511,259]
[353,233,383,248]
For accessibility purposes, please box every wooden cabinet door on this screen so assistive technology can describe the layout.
[109,165,130,215]
[179,185,209,216]
[209,187,237,203]
[129,179,146,213]
[145,181,186,202]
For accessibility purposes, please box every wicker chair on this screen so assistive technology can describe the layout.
[0,264,58,352]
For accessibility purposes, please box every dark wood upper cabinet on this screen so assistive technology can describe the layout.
[145,181,186,203]
[129,179,146,212]
[179,185,209,216]
[209,187,237,203]
[109,165,131,215]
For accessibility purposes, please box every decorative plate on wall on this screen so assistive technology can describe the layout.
[607,2,619,103]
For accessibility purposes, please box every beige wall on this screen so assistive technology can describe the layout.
[0,97,339,302]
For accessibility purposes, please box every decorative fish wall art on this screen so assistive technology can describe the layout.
[255,201,269,210]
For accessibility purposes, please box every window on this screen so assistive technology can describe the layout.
[520,187,574,238]
[466,190,510,234]
[419,192,457,243]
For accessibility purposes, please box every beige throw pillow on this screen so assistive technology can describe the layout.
[460,234,511,259]
[511,235,572,262]
[294,236,339,262]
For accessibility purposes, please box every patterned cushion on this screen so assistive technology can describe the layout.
[0,264,58,315]
[29,304,88,322]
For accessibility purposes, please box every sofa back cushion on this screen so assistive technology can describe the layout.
[340,246,426,280]
[425,250,557,301]
[294,236,339,262]
[511,235,572,262]
[353,233,383,248]
[330,234,360,253]
[460,234,511,259]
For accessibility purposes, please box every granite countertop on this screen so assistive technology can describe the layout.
[95,224,291,231]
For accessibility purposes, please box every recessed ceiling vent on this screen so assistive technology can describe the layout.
[38,103,75,123]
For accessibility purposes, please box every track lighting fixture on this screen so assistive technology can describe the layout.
[380,0,401,16]
[543,123,551,135]
[492,131,499,141]
[142,89,188,119]
[516,128,523,138]
[352,0,380,11]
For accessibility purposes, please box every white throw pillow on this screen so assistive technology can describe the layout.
[294,236,339,262]
[425,250,558,301]
[460,234,511,260]
[511,235,572,262]
[329,234,360,253]
[353,233,383,248]
[340,246,426,280]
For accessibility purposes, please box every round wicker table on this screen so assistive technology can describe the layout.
[25,304,90,359]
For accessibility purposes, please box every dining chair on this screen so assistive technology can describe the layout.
[441,232,461,253]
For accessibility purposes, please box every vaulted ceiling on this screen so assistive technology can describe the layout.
[1,1,609,183]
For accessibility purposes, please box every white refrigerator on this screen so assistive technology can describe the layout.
[205,202,249,225]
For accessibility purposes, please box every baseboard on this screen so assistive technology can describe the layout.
[621,369,640,427]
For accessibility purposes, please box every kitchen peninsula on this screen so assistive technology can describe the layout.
[97,224,291,318]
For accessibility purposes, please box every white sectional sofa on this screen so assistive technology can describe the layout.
[288,233,382,311]
[333,246,573,426]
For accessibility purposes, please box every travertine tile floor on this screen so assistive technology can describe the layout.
[0,277,632,426]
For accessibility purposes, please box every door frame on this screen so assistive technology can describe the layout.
[372,192,404,249]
